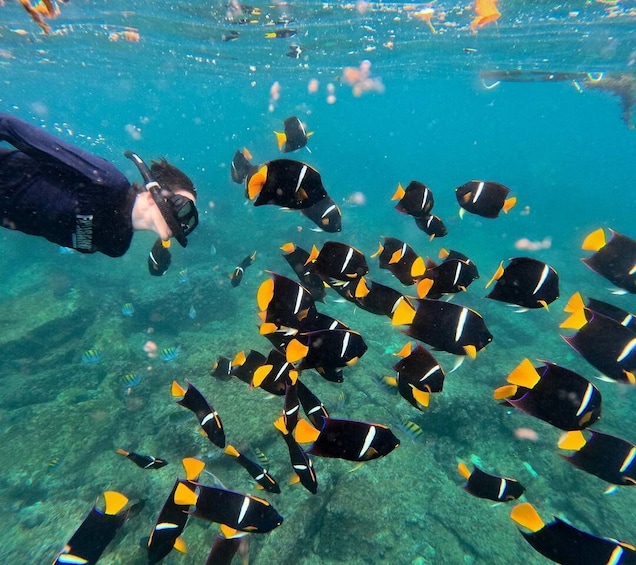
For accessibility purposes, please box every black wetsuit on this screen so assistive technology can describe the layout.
[0,113,136,257]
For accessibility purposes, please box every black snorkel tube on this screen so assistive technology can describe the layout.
[124,150,189,248]
[125,150,174,276]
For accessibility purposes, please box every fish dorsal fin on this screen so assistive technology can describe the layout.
[510,503,545,533]
[507,358,540,389]
[224,445,240,458]
[416,278,434,299]
[253,364,273,387]
[173,535,188,554]
[564,292,585,314]
[558,430,586,451]
[371,242,384,258]
[494,384,517,400]
[171,381,186,397]
[280,242,295,253]
[257,277,275,311]
[485,261,504,289]
[503,196,517,213]
[394,342,412,358]
[232,350,247,366]
[391,183,405,201]
[582,228,606,251]
[103,491,128,515]
[294,417,320,444]
[174,482,198,506]
[247,165,268,200]
[457,461,471,480]
[391,298,416,326]
[411,387,430,408]
[355,277,370,298]
[274,131,287,151]
[411,256,426,278]
[183,457,205,481]
[286,339,309,364]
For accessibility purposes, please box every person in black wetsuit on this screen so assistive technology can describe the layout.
[0,112,199,275]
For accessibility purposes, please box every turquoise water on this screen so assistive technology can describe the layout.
[1,1,636,563]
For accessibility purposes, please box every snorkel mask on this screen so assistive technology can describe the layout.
[124,151,198,247]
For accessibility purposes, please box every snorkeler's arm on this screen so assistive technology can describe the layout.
[0,113,129,187]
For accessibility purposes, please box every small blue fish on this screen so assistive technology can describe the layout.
[121,303,135,317]
[81,349,102,364]
[47,455,63,470]
[188,306,197,320]
[178,268,190,283]
[159,346,180,362]
[122,373,142,389]
[398,420,423,441]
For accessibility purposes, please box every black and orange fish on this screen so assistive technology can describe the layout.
[414,213,448,239]
[274,116,312,153]
[257,272,320,330]
[416,256,479,299]
[227,349,268,386]
[300,195,342,233]
[224,445,280,493]
[457,462,525,502]
[387,342,445,410]
[239,156,327,209]
[286,328,368,371]
[392,298,493,358]
[494,358,601,430]
[353,277,411,318]
[392,180,435,218]
[373,236,425,286]
[174,481,283,533]
[296,379,330,427]
[280,242,327,302]
[147,458,204,563]
[456,180,516,218]
[511,502,636,564]
[558,429,636,485]
[230,251,257,287]
[251,348,298,396]
[274,416,318,494]
[581,228,636,294]
[230,148,258,184]
[306,241,369,284]
[560,298,636,383]
[171,380,225,448]
[295,417,400,462]
[485,257,559,310]
[53,491,130,565]
[116,448,168,470]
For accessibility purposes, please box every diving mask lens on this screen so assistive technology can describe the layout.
[170,194,198,236]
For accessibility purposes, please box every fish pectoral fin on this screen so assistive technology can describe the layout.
[494,384,517,400]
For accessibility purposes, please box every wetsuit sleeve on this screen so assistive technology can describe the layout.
[0,113,128,186]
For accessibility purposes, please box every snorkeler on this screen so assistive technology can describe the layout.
[0,113,199,276]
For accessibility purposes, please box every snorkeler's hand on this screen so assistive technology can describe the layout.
[148,238,172,276]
